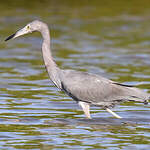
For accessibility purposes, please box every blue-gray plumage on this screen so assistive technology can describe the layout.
[5,20,150,119]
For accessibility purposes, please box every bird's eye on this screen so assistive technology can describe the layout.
[27,26,30,30]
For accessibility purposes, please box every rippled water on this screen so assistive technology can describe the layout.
[1,0,150,149]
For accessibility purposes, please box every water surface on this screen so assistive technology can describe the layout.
[0,0,150,149]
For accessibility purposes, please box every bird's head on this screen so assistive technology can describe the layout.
[5,20,45,41]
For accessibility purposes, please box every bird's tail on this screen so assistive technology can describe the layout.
[128,95,149,105]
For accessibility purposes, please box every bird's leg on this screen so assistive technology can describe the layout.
[106,108,122,119]
[78,101,91,119]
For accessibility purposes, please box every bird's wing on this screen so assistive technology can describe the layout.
[60,70,149,107]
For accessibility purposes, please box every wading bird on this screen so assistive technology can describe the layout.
[5,20,150,119]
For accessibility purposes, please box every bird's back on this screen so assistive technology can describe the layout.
[59,69,149,108]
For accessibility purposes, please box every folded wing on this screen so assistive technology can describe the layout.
[60,70,149,107]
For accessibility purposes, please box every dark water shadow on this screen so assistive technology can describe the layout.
[47,116,150,126]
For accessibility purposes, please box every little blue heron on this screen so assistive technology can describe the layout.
[5,20,150,119]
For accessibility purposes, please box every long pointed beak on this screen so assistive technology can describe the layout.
[5,33,16,41]
[5,27,29,41]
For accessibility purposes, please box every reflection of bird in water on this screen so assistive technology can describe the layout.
[5,20,150,119]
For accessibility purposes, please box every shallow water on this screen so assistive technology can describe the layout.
[0,0,150,149]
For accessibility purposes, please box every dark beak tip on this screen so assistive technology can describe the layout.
[5,33,16,41]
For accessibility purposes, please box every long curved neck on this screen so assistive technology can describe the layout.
[41,25,56,68]
[40,24,61,88]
